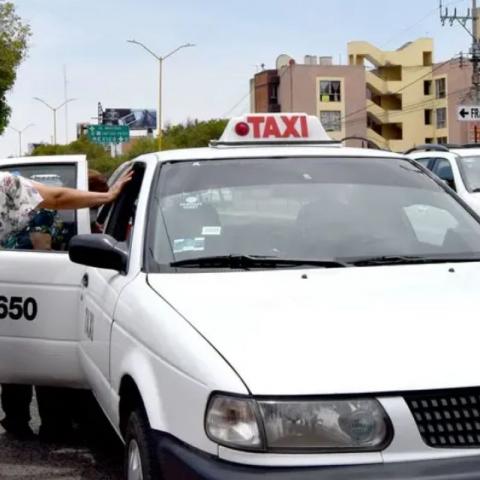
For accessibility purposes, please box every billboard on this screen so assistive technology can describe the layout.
[102,108,157,130]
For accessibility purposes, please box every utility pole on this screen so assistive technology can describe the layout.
[440,0,480,102]
[9,124,34,156]
[64,65,69,143]
[127,40,195,151]
[33,97,76,145]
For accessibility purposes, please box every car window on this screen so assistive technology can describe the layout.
[147,156,480,271]
[414,158,432,168]
[458,156,480,192]
[0,163,77,252]
[432,159,455,190]
[104,163,145,246]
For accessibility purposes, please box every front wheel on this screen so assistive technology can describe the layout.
[124,409,161,480]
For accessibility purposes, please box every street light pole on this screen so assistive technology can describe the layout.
[127,40,195,151]
[159,57,163,149]
[33,97,76,145]
[9,123,34,156]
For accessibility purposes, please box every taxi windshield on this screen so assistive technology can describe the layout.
[147,156,480,271]
[458,155,480,192]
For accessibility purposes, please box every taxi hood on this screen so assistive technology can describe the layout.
[148,264,480,396]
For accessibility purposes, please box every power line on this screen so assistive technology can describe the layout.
[440,0,480,102]
[381,0,467,48]
[341,54,462,125]
[221,91,252,118]
[343,86,470,127]
[221,61,292,118]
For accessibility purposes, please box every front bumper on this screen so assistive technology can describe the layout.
[155,433,480,480]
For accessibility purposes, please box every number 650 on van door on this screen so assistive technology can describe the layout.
[0,296,38,321]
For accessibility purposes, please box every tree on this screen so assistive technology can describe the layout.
[0,1,31,134]
[162,119,227,150]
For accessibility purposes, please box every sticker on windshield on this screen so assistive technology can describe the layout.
[202,226,222,236]
[173,237,205,253]
[180,196,202,210]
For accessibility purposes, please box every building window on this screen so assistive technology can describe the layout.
[319,80,341,102]
[423,51,433,66]
[437,136,448,145]
[320,111,342,132]
[436,107,447,129]
[424,109,433,125]
[425,137,434,144]
[435,78,446,99]
[269,84,278,101]
[424,80,432,96]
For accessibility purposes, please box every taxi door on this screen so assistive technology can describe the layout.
[77,162,146,421]
[0,156,90,387]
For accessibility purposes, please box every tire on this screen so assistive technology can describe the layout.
[124,408,162,480]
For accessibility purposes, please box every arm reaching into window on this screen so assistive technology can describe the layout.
[35,169,133,210]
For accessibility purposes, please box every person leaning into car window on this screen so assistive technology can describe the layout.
[0,169,113,440]
[0,207,70,439]
[0,168,132,244]
[0,171,127,440]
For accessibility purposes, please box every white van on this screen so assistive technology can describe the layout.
[2,116,480,479]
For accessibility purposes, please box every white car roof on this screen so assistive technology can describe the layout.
[147,145,406,164]
[450,148,480,157]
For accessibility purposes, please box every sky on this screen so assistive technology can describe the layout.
[0,0,474,157]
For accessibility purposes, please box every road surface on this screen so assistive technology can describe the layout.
[0,388,123,479]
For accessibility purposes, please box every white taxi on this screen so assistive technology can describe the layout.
[3,115,480,479]
[407,144,480,216]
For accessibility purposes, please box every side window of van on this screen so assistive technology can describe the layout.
[0,164,77,252]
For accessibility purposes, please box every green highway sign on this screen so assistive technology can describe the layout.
[87,125,130,144]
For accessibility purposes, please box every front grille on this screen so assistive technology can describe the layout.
[405,389,480,448]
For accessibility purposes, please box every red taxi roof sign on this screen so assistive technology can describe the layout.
[217,113,333,145]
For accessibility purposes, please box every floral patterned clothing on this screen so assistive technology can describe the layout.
[2,209,67,250]
[0,172,43,243]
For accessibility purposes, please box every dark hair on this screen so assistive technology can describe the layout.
[88,169,108,192]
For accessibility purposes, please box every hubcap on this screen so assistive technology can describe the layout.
[127,439,143,480]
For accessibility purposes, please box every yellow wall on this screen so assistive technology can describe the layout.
[348,38,443,151]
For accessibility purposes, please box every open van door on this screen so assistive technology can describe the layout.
[0,156,89,387]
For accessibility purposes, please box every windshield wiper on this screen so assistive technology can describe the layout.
[170,254,348,269]
[349,255,480,267]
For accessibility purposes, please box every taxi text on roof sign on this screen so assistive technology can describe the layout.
[218,113,333,144]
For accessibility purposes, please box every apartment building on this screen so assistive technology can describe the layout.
[250,39,473,151]
[250,56,367,143]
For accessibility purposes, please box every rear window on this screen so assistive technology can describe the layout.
[0,163,77,251]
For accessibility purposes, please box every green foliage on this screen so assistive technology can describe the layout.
[30,119,228,175]
[125,136,157,159]
[162,119,227,150]
[0,1,31,134]
[32,136,124,174]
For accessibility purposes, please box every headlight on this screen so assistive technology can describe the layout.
[205,395,263,449]
[205,395,391,452]
[259,398,391,451]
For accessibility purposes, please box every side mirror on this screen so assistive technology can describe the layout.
[69,234,128,273]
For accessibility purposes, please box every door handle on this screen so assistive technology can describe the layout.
[82,273,89,288]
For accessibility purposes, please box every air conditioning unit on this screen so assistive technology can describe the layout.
[319,56,333,66]
[304,55,318,65]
